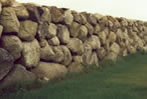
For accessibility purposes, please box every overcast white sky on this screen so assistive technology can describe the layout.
[17,0,147,21]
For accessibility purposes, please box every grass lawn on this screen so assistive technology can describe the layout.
[1,52,147,99]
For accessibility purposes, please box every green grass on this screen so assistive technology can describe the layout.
[1,52,147,99]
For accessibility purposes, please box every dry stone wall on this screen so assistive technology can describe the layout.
[0,0,147,86]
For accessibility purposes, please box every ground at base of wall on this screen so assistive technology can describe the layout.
[1,52,147,99]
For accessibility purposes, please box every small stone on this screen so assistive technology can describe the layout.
[0,48,14,80]
[0,25,3,38]
[85,35,101,50]
[50,6,64,23]
[85,22,94,35]
[32,62,67,80]
[18,20,38,41]
[1,64,36,87]
[0,7,20,33]
[48,36,60,46]
[69,22,81,37]
[108,32,117,43]
[67,38,84,55]
[1,35,23,61]
[12,3,29,19]
[78,25,88,40]
[40,40,55,61]
[21,39,40,68]
[47,23,57,39]
[64,10,73,25]
[57,24,70,44]
[68,62,84,73]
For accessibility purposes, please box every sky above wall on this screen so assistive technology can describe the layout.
[17,0,147,21]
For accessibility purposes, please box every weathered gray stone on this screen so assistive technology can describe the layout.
[85,22,94,35]
[120,17,128,27]
[0,7,20,33]
[18,20,38,41]
[108,32,117,43]
[89,52,99,66]
[40,7,51,23]
[61,46,72,66]
[48,36,60,46]
[72,11,81,23]
[69,22,81,37]
[110,42,120,55]
[22,39,40,68]
[1,35,23,61]
[0,3,2,14]
[73,55,83,63]
[97,47,107,60]
[0,48,14,81]
[24,3,40,22]
[105,52,118,61]
[127,45,136,54]
[1,64,36,87]
[40,40,55,61]
[98,31,107,45]
[94,13,103,20]
[99,16,109,27]
[0,0,15,6]
[52,46,65,63]
[47,23,57,39]
[12,3,29,19]
[50,6,64,23]
[85,35,101,50]
[78,25,88,40]
[0,25,3,38]
[67,38,84,55]
[94,24,101,34]
[32,62,67,81]
[87,14,97,25]
[57,25,70,44]
[68,62,84,73]
[64,10,73,25]
[82,43,92,65]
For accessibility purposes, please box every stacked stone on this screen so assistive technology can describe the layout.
[0,0,147,87]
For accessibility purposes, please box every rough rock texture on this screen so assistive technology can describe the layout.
[0,25,3,38]
[57,24,70,44]
[40,40,55,61]
[85,35,101,50]
[70,22,81,37]
[61,46,72,66]
[67,38,84,55]
[0,0,15,6]
[68,62,84,73]
[40,6,51,23]
[78,25,88,40]
[48,36,60,46]
[0,1,147,86]
[82,43,92,65]
[24,3,40,23]
[18,20,38,41]
[47,23,57,39]
[1,35,23,61]
[21,39,40,68]
[0,7,20,33]
[64,10,73,25]
[0,48,14,81]
[1,64,36,87]
[50,6,64,23]
[32,62,67,80]
[73,55,83,64]
[0,3,2,14]
[12,3,29,19]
